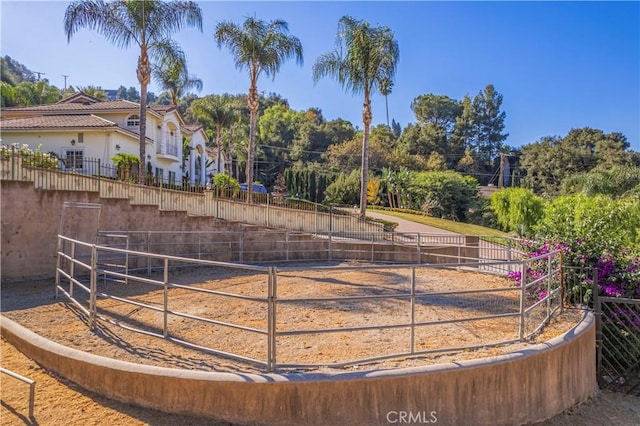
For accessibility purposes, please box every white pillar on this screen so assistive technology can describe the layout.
[189,148,196,186]
[200,151,207,186]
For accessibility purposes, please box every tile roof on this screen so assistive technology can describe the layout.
[182,124,204,134]
[149,105,176,114]
[2,99,141,114]
[0,114,117,130]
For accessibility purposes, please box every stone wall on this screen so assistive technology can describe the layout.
[1,313,597,426]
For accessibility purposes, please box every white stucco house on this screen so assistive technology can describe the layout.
[0,92,222,186]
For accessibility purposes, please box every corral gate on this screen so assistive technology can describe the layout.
[595,295,640,396]
[563,266,640,396]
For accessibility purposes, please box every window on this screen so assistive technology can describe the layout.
[78,132,84,143]
[126,114,140,126]
[168,171,176,186]
[155,167,164,184]
[65,150,83,170]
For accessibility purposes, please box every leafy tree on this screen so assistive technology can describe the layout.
[325,125,397,172]
[65,0,203,183]
[471,84,508,162]
[126,86,140,101]
[535,194,640,258]
[1,81,16,107]
[397,122,447,159]
[409,170,479,221]
[367,177,382,205]
[313,15,399,219]
[490,187,544,236]
[379,77,393,127]
[215,17,303,202]
[324,169,361,206]
[411,94,461,132]
[1,55,36,85]
[112,152,140,181]
[188,95,237,174]
[78,85,108,100]
[450,94,475,156]
[14,80,60,105]
[426,152,447,171]
[152,51,202,106]
[561,164,640,198]
[521,128,634,195]
[391,118,401,138]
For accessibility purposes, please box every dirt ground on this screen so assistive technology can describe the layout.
[2,267,639,425]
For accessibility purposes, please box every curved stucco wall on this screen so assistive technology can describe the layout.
[1,312,596,426]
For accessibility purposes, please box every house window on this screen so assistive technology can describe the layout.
[78,132,84,143]
[155,167,164,184]
[126,114,140,126]
[168,171,176,186]
[64,150,84,170]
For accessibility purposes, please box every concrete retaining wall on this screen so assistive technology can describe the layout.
[1,312,597,425]
[2,182,480,281]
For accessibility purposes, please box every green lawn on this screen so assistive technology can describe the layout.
[368,208,508,237]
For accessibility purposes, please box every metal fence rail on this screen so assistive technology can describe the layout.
[0,149,382,235]
[0,367,35,419]
[56,233,562,372]
[595,296,640,395]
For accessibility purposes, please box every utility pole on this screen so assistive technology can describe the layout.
[33,71,45,81]
[62,75,69,90]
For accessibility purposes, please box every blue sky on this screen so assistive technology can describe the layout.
[1,1,638,150]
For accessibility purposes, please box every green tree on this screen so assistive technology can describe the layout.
[14,80,60,105]
[215,17,303,202]
[450,94,475,159]
[410,170,479,221]
[1,81,16,107]
[411,94,461,132]
[78,85,108,100]
[313,15,399,219]
[490,187,544,236]
[65,0,203,183]
[535,194,640,257]
[188,95,237,174]
[561,164,640,198]
[471,84,508,162]
[152,51,202,106]
[324,169,361,206]
[379,76,393,127]
[1,56,35,85]
[521,128,633,195]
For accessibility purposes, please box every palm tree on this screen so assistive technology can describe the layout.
[188,95,237,174]
[64,0,202,184]
[215,17,303,202]
[152,52,202,106]
[313,16,399,219]
[379,77,393,128]
[78,85,108,100]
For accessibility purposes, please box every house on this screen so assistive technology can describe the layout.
[0,92,213,186]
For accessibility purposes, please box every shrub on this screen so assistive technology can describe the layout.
[409,170,479,221]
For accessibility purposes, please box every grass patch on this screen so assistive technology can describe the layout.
[368,207,508,237]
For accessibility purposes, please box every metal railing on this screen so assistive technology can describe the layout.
[1,367,35,419]
[0,148,383,235]
[55,233,561,372]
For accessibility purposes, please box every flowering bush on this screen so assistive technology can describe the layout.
[506,239,565,301]
[1,143,58,169]
[507,238,640,305]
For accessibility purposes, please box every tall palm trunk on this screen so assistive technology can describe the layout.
[216,125,223,174]
[246,79,259,203]
[137,47,151,185]
[359,90,372,219]
[385,94,389,127]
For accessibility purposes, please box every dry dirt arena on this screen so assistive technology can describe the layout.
[2,264,639,425]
